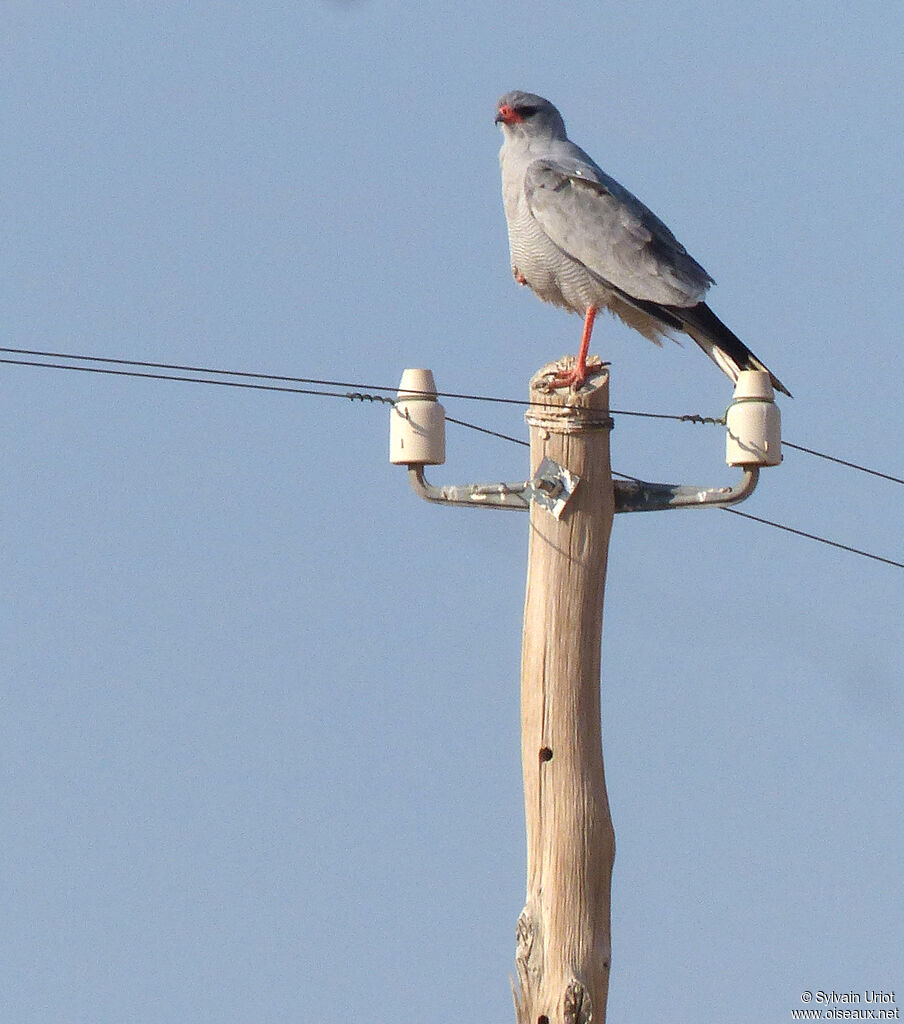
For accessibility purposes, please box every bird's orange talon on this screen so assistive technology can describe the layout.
[546,367,588,391]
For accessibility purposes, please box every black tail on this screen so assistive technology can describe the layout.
[665,301,791,397]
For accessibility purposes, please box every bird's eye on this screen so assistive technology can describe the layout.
[516,105,540,118]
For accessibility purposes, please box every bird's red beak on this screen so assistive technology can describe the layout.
[495,104,523,125]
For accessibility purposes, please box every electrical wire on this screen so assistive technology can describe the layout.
[1,346,901,569]
[445,416,530,448]
[0,346,737,420]
[0,356,368,401]
[1,345,901,487]
[720,507,904,569]
[0,346,536,408]
[782,440,904,486]
[443,419,904,571]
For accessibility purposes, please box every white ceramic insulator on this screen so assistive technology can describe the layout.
[726,370,782,467]
[389,368,446,465]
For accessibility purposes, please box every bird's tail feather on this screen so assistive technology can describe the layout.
[671,302,791,397]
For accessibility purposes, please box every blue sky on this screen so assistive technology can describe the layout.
[2,3,902,1022]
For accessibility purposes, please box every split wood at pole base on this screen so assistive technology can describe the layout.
[515,357,617,1024]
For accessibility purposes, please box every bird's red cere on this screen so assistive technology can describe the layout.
[497,104,523,124]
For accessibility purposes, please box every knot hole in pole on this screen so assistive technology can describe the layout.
[539,747,553,763]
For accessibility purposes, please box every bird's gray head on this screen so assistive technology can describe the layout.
[495,91,567,140]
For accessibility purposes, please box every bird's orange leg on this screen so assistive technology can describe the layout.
[549,305,597,390]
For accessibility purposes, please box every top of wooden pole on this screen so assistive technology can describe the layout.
[525,357,613,484]
[528,356,612,436]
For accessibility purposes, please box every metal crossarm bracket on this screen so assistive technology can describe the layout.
[408,463,759,515]
[614,467,759,513]
[406,456,579,518]
[407,465,532,510]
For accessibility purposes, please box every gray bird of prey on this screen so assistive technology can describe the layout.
[495,91,790,395]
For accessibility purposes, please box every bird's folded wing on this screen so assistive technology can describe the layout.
[523,159,713,308]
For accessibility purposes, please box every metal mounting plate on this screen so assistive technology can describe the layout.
[530,457,580,519]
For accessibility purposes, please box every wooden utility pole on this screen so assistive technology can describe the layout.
[514,357,617,1024]
[393,359,774,1022]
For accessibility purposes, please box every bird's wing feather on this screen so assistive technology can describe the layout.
[523,157,713,307]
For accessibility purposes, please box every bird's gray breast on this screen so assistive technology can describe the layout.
[501,152,613,315]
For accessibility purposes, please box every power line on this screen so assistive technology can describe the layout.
[0,346,537,408]
[446,416,530,448]
[0,346,730,420]
[2,346,901,488]
[721,507,904,570]
[2,346,902,566]
[782,440,904,486]
[0,356,366,401]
